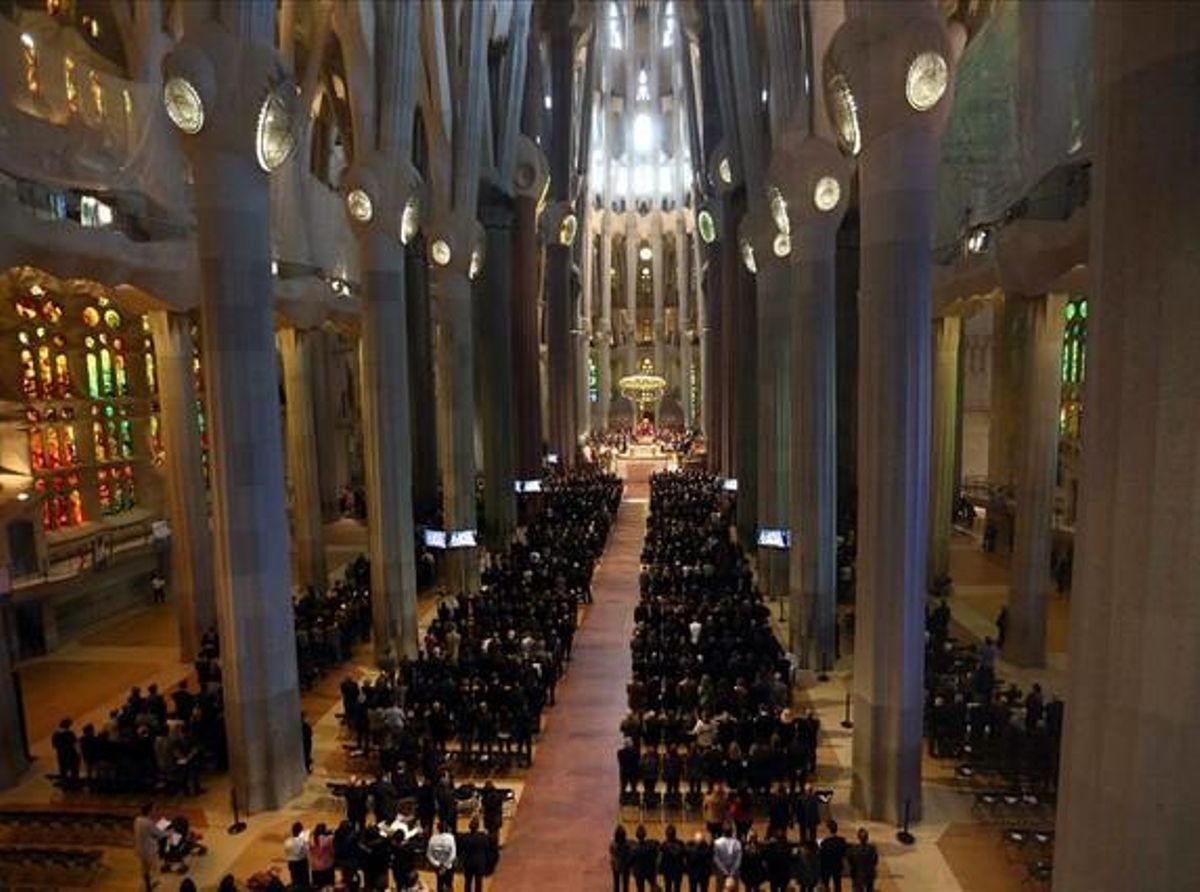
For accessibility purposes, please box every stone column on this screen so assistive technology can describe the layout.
[1004,294,1064,667]
[478,194,517,550]
[185,111,304,810]
[310,329,339,521]
[576,220,593,439]
[693,227,708,438]
[778,141,847,670]
[512,174,544,479]
[828,4,956,824]
[148,310,215,661]
[597,223,613,430]
[0,597,30,789]
[754,245,792,599]
[1054,8,1200,887]
[407,238,439,519]
[733,243,759,545]
[677,220,694,427]
[928,315,962,585]
[432,241,480,593]
[652,219,665,377]
[625,213,639,376]
[357,226,419,660]
[279,327,327,590]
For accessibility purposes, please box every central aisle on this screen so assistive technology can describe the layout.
[492,497,645,890]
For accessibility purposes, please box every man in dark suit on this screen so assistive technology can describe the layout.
[846,827,878,892]
[457,816,490,892]
[819,820,848,892]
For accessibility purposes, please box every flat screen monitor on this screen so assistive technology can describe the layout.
[423,529,447,550]
[449,529,477,549]
[722,478,739,492]
[757,528,790,549]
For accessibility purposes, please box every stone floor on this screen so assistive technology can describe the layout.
[0,509,1060,890]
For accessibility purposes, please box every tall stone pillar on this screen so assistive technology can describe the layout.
[652,220,665,378]
[512,138,546,479]
[693,227,708,437]
[148,310,215,660]
[1054,8,1200,887]
[351,195,419,662]
[597,223,613,430]
[677,221,694,427]
[163,24,306,811]
[279,327,327,590]
[407,239,439,519]
[733,244,759,546]
[776,137,848,671]
[928,315,963,585]
[308,330,338,522]
[625,213,639,376]
[430,215,482,593]
[478,193,517,550]
[754,246,792,598]
[826,4,957,823]
[1005,294,1064,667]
[0,596,30,789]
[576,221,593,439]
[988,294,1024,496]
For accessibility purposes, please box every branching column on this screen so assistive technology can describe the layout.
[148,310,215,660]
[625,213,639,376]
[597,221,613,429]
[677,219,693,427]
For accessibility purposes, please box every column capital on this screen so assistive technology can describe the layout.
[823,10,960,157]
[426,212,485,280]
[162,21,298,170]
[766,134,851,261]
[513,136,550,203]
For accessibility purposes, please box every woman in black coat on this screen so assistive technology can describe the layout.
[631,824,661,892]
[659,823,687,892]
[610,825,633,892]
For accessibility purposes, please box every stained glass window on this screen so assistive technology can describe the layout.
[1059,296,1087,441]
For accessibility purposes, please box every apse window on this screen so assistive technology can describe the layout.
[80,195,114,228]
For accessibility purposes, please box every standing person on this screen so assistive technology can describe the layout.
[308,823,335,889]
[610,825,633,892]
[660,824,687,892]
[794,840,821,892]
[763,831,792,892]
[995,607,1009,650]
[458,816,490,892]
[284,821,311,889]
[427,821,457,892]
[819,820,848,892]
[739,832,767,891]
[847,828,878,892]
[685,831,713,892]
[151,572,167,604]
[712,825,742,885]
[795,783,821,844]
[51,718,80,783]
[132,802,164,891]
[481,780,505,840]
[702,783,729,839]
[631,824,660,892]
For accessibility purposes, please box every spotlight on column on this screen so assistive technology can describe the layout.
[255,81,299,172]
[813,176,842,213]
[161,44,215,135]
[824,69,862,156]
[767,186,791,236]
[740,238,758,274]
[345,188,374,223]
[430,238,453,267]
[539,201,577,248]
[469,245,484,281]
[400,196,421,244]
[772,232,791,259]
[964,225,992,255]
[697,206,719,244]
[906,51,949,112]
[557,212,578,247]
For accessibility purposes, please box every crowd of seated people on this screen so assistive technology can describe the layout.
[618,471,808,813]
[925,599,1064,794]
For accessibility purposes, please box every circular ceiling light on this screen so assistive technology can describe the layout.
[768,186,790,235]
[772,232,791,258]
[400,196,421,245]
[255,86,297,172]
[740,239,757,274]
[430,238,452,267]
[906,51,948,112]
[718,156,733,186]
[813,176,841,212]
[163,76,204,134]
[697,208,717,244]
[638,244,653,262]
[346,188,373,223]
[826,72,862,156]
[558,212,578,246]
